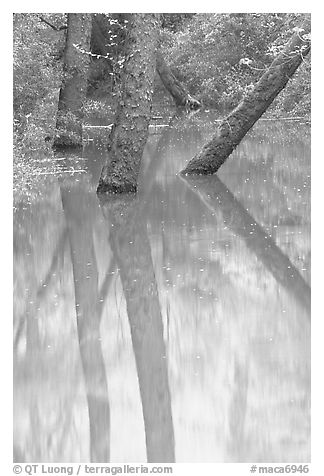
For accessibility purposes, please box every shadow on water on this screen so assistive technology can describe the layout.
[13,113,311,462]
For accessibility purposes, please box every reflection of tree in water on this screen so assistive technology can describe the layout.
[60,181,110,462]
[13,188,74,461]
[14,167,114,462]
[140,153,310,461]
[226,357,249,462]
[13,116,311,462]
[175,174,310,461]
[182,174,310,313]
[219,122,311,279]
[99,194,175,463]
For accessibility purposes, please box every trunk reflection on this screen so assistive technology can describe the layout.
[99,194,175,463]
[61,183,110,462]
[181,174,311,314]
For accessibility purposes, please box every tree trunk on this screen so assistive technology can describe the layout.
[181,18,311,175]
[54,14,92,148]
[91,16,200,110]
[181,174,311,313]
[156,51,201,109]
[99,194,175,462]
[91,15,110,58]
[90,15,113,72]
[97,14,159,194]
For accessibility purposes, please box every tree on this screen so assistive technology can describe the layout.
[97,14,160,193]
[90,15,200,109]
[13,14,64,158]
[181,18,311,175]
[156,51,201,109]
[54,14,92,148]
[164,13,309,110]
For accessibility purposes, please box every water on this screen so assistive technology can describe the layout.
[13,112,311,463]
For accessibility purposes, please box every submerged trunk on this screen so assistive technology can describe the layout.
[181,18,311,175]
[156,51,201,109]
[97,14,159,194]
[99,195,175,463]
[54,14,92,148]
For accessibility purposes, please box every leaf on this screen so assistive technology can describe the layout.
[292,27,304,33]
[239,57,252,66]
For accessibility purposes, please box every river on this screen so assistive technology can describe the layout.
[13,111,311,463]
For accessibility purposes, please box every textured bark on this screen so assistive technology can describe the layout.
[55,14,92,148]
[156,51,201,109]
[97,14,159,193]
[99,195,175,463]
[91,15,110,57]
[61,185,110,462]
[91,17,200,110]
[182,175,311,313]
[90,15,114,74]
[181,18,311,175]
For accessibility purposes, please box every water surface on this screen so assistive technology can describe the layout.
[13,112,311,463]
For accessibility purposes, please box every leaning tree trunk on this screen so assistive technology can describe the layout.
[97,14,159,193]
[181,18,311,175]
[54,14,92,148]
[156,51,201,109]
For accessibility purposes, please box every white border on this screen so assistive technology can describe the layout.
[4,4,322,475]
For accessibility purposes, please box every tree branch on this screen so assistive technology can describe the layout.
[38,15,67,31]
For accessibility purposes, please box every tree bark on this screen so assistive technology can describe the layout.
[54,14,92,148]
[90,15,114,72]
[90,16,200,110]
[99,194,175,462]
[91,15,110,57]
[181,18,311,175]
[97,14,159,193]
[156,51,201,109]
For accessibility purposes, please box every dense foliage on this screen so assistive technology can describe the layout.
[13,14,64,146]
[13,14,66,197]
[13,12,311,193]
[161,13,310,114]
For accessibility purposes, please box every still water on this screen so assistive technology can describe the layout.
[13,112,311,463]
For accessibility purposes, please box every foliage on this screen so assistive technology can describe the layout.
[88,14,130,96]
[162,13,310,115]
[13,12,311,194]
[161,13,195,33]
[13,14,65,194]
[13,14,64,151]
[268,54,311,117]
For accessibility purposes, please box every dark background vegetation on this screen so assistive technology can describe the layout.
[13,13,311,194]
